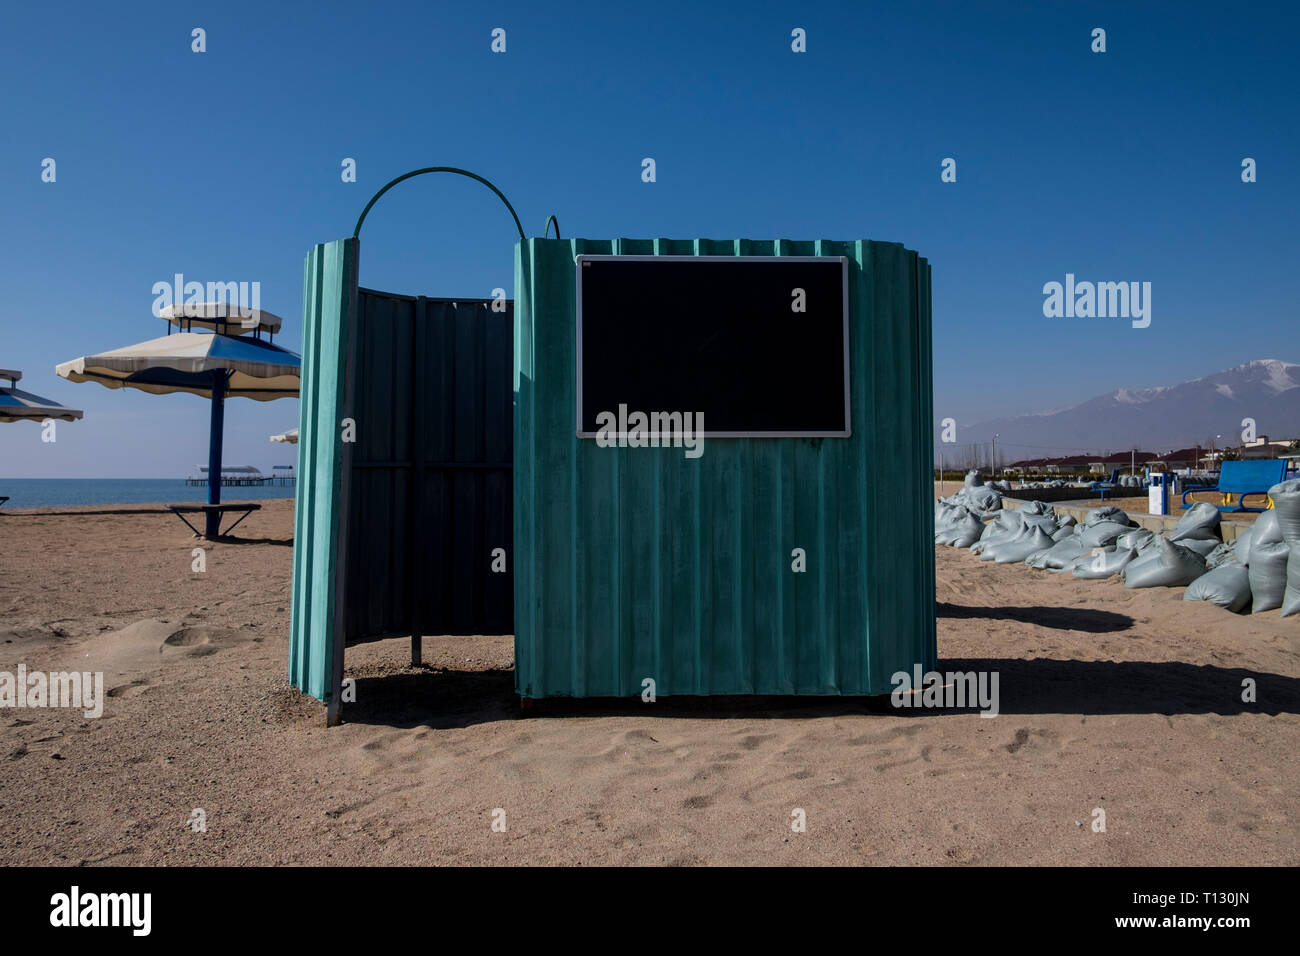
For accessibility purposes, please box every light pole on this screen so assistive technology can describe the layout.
[991,433,999,477]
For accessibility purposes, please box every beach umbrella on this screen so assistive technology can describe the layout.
[269,427,298,444]
[0,369,84,423]
[55,303,297,538]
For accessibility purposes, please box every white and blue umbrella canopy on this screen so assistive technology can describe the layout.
[54,321,298,538]
[0,369,84,423]
[55,331,299,400]
[270,427,299,443]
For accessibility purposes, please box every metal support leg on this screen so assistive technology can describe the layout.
[205,371,227,539]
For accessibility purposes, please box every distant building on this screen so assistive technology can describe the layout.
[1237,436,1298,459]
[1005,454,1092,476]
[1153,448,1202,470]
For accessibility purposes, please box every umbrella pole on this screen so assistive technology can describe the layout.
[206,371,226,538]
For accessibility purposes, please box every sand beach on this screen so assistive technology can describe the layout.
[1,496,1296,866]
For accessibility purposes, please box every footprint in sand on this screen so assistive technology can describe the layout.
[1004,727,1062,755]
[163,627,248,656]
[106,680,150,699]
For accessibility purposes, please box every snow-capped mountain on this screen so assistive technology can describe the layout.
[945,360,1300,457]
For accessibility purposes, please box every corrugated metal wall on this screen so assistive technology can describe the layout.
[289,238,358,706]
[514,238,935,699]
[291,237,515,709]
[344,290,513,641]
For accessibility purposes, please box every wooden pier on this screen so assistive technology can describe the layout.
[185,465,295,488]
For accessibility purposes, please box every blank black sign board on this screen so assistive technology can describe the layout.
[576,255,850,437]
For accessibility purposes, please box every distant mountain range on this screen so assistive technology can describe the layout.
[943,359,1300,460]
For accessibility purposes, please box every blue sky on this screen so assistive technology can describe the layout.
[1,0,1296,477]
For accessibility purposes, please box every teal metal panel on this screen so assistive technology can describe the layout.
[514,238,936,699]
[289,238,358,704]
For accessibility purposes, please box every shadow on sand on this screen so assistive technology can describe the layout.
[207,535,293,547]
[339,657,1300,729]
[937,601,1132,633]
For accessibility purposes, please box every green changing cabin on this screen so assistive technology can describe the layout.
[290,234,935,714]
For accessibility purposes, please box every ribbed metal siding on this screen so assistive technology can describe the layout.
[289,239,358,703]
[514,238,935,699]
[344,290,513,641]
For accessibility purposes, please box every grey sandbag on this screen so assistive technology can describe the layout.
[995,526,1057,564]
[1268,479,1300,617]
[970,516,1005,553]
[1072,547,1138,580]
[1019,512,1060,532]
[966,486,1002,514]
[1122,537,1207,589]
[987,511,1022,535]
[1204,541,1236,569]
[1078,520,1132,549]
[1117,528,1156,552]
[1232,525,1255,568]
[1019,501,1055,517]
[1178,536,1223,559]
[1085,505,1130,527]
[1057,551,1099,575]
[949,512,985,548]
[935,503,979,546]
[933,506,957,545]
[964,470,984,489]
[1184,564,1252,613]
[982,522,1036,562]
[1169,501,1221,543]
[1027,536,1086,570]
[1247,510,1287,613]
[1050,524,1076,542]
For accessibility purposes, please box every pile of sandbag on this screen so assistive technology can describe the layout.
[966,507,1060,564]
[932,474,1300,620]
[1041,506,1138,578]
[1195,483,1300,618]
[941,470,1002,516]
[934,472,1006,547]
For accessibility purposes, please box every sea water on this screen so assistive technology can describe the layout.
[0,478,295,509]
